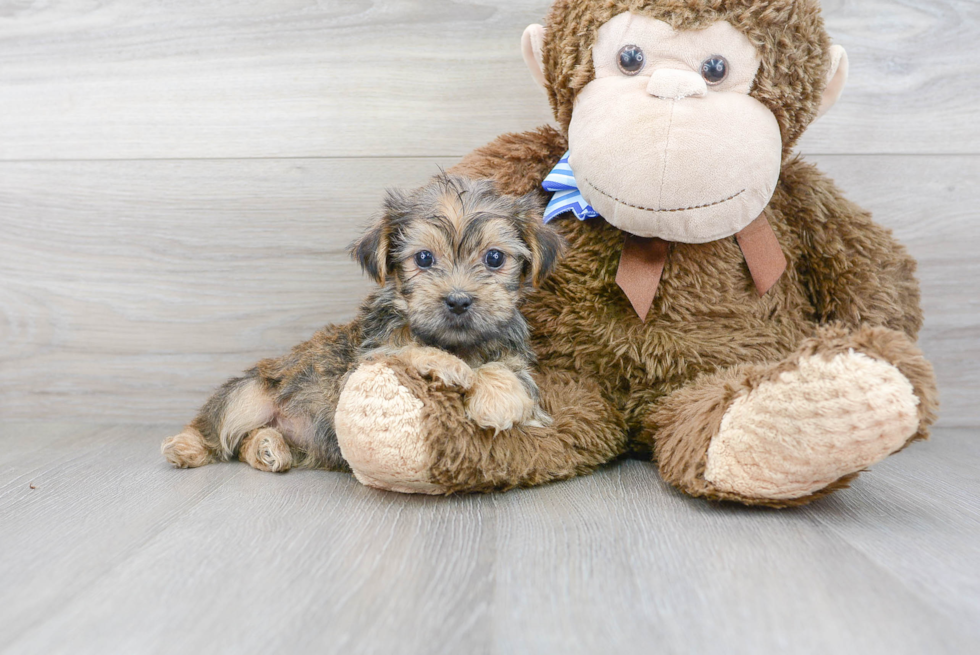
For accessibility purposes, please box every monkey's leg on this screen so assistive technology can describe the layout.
[334,357,627,494]
[161,372,277,468]
[641,324,938,507]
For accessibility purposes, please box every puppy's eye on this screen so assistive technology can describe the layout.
[414,250,434,269]
[484,249,505,270]
[617,45,645,76]
[701,56,729,85]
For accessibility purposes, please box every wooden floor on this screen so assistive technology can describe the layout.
[1,422,978,654]
[3,1,979,653]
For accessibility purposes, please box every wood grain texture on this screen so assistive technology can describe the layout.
[0,157,449,421]
[2,3,977,652]
[810,154,980,428]
[0,0,978,160]
[2,155,976,426]
[797,0,980,155]
[0,424,246,649]
[0,0,554,160]
[0,422,977,654]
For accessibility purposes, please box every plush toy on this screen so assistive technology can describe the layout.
[334,0,938,506]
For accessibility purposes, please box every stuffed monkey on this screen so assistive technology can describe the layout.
[334,0,938,507]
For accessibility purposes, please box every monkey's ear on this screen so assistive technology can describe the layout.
[815,45,849,121]
[349,190,407,285]
[522,24,547,88]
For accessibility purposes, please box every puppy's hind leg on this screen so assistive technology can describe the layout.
[239,427,294,473]
[161,426,213,468]
[162,372,277,468]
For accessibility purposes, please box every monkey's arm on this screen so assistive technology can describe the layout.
[779,157,923,338]
[334,356,627,493]
[449,126,568,197]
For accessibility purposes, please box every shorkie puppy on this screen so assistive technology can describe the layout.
[162,174,565,474]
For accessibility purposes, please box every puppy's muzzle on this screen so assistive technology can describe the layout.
[445,292,473,316]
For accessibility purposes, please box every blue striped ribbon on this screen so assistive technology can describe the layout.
[541,152,599,223]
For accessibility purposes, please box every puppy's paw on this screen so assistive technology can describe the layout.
[465,363,538,433]
[162,428,213,468]
[394,346,476,390]
[240,427,292,473]
[522,404,554,429]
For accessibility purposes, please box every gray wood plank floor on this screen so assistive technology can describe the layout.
[3,2,978,652]
[1,422,978,655]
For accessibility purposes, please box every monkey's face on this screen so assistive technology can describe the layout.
[566,13,782,243]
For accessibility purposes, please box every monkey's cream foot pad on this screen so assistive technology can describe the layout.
[335,362,444,495]
[704,351,920,500]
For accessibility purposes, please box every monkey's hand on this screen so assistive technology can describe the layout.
[334,357,625,495]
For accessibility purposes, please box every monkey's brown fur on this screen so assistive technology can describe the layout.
[541,0,832,155]
[162,175,564,472]
[330,0,938,506]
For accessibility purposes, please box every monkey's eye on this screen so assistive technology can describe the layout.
[414,250,435,269]
[617,45,646,76]
[700,56,729,85]
[484,249,505,270]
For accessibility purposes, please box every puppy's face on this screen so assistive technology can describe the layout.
[394,197,530,350]
[352,175,564,351]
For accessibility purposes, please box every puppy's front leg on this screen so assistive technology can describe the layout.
[465,363,547,433]
[381,345,476,390]
[512,367,554,429]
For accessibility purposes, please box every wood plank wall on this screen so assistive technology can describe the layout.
[1,0,977,426]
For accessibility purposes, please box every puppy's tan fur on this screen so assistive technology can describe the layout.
[239,427,293,473]
[162,174,564,472]
[467,361,548,432]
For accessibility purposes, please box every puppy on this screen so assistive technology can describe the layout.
[161,174,565,474]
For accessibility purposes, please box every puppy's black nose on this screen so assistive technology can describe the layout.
[445,292,472,315]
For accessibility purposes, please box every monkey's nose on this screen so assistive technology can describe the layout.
[445,292,473,315]
[646,69,707,100]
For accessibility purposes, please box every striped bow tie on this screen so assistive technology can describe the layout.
[542,152,599,223]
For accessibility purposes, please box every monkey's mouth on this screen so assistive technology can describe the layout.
[583,178,745,214]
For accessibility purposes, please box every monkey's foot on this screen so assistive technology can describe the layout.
[704,349,919,500]
[335,362,445,494]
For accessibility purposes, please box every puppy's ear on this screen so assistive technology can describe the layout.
[516,191,565,287]
[526,222,565,286]
[349,189,409,285]
[349,219,389,285]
